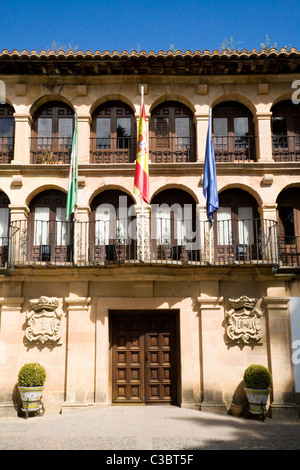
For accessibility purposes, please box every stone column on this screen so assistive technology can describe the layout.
[195,114,210,162]
[258,203,279,264]
[197,292,226,413]
[62,282,93,412]
[197,204,212,264]
[12,113,32,164]
[263,294,298,420]
[8,205,29,266]
[135,203,151,262]
[77,114,91,164]
[254,112,273,162]
[74,205,90,266]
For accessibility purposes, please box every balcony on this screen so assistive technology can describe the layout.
[213,135,256,162]
[272,135,300,162]
[149,136,196,163]
[30,137,72,164]
[278,236,300,267]
[7,218,280,268]
[90,137,137,163]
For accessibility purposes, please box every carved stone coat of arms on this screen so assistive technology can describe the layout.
[226,295,262,344]
[25,296,62,344]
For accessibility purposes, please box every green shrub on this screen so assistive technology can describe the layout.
[18,363,46,387]
[243,364,271,389]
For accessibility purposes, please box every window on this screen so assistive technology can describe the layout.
[151,188,197,262]
[216,189,259,262]
[277,188,300,265]
[31,101,74,163]
[0,103,14,163]
[90,190,136,263]
[29,190,72,263]
[212,101,255,161]
[91,101,136,163]
[150,101,196,162]
[0,191,9,266]
[271,101,300,161]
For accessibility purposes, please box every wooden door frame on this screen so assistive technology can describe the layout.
[109,309,181,406]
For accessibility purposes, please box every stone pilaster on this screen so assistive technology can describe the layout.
[62,283,93,412]
[264,296,298,420]
[0,291,24,416]
[197,295,226,413]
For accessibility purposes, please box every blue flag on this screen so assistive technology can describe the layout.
[203,116,219,224]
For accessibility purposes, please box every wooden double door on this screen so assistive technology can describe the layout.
[111,311,179,405]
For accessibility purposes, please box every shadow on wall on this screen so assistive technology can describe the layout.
[230,380,248,417]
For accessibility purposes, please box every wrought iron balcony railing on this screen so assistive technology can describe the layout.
[90,137,137,163]
[272,135,300,161]
[0,137,14,164]
[30,137,72,164]
[7,218,281,268]
[278,235,300,267]
[212,135,256,162]
[149,136,196,163]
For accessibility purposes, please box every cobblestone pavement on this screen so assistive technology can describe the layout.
[0,405,300,450]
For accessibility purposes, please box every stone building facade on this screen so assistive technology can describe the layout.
[0,47,299,419]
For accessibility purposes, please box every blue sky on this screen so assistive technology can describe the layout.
[0,0,299,53]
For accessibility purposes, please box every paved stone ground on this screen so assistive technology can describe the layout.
[0,405,300,450]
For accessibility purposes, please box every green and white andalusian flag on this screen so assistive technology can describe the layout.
[66,111,78,220]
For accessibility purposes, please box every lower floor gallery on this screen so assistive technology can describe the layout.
[0,266,299,420]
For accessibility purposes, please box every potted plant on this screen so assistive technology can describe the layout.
[18,363,46,417]
[243,364,271,420]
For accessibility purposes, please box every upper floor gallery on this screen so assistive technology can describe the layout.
[0,47,299,166]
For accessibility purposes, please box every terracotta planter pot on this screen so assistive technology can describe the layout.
[230,403,244,417]
[244,387,270,415]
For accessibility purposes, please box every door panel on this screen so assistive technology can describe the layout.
[111,312,178,405]
[112,315,144,403]
[145,315,176,404]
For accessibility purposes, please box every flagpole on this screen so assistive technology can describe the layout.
[208,107,212,264]
[140,86,145,262]
[203,106,218,265]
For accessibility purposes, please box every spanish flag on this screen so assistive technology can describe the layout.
[133,88,149,204]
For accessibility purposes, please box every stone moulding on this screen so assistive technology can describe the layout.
[226,295,262,344]
[25,296,63,345]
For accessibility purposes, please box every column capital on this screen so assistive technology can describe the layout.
[194,113,210,122]
[253,112,272,122]
[263,297,290,309]
[77,114,92,124]
[134,203,151,215]
[197,296,224,309]
[0,297,24,311]
[13,113,33,124]
[64,297,91,311]
[8,204,29,218]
